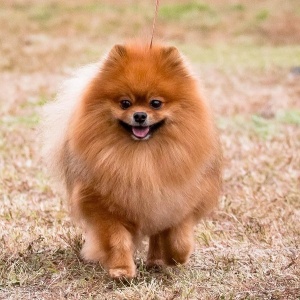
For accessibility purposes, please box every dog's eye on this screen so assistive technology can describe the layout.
[120,100,132,110]
[150,99,163,109]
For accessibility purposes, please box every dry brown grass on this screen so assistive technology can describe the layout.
[1,1,300,299]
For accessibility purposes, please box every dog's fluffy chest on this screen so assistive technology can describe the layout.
[97,172,201,235]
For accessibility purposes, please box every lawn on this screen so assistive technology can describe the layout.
[0,1,299,299]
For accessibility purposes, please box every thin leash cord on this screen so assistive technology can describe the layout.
[150,0,160,48]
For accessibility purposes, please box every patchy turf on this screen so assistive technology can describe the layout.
[1,1,300,299]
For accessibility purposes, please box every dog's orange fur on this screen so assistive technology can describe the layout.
[43,42,222,279]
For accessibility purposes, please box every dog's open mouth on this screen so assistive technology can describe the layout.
[119,120,165,140]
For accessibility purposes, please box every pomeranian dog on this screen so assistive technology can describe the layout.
[43,42,222,279]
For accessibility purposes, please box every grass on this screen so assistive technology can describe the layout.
[1,0,300,299]
[160,2,215,20]
[179,44,300,70]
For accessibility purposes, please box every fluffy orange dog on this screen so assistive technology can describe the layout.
[43,42,222,279]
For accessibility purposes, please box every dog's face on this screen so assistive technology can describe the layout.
[87,43,195,141]
[114,95,167,141]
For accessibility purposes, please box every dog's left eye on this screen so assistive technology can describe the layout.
[150,99,163,109]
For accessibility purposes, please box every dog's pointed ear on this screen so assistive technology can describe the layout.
[162,46,179,58]
[108,44,127,63]
[103,44,127,70]
[111,44,127,58]
[161,46,188,76]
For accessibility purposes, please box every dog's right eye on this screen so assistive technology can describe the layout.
[120,100,132,110]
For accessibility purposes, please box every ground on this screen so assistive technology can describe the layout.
[0,1,299,299]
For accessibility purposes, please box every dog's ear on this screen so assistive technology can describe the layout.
[162,46,179,58]
[103,44,127,70]
[111,44,127,58]
[161,46,188,76]
[108,44,127,63]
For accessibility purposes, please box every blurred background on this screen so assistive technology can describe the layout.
[1,0,300,72]
[1,1,299,299]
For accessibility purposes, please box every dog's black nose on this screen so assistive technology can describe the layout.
[133,112,147,124]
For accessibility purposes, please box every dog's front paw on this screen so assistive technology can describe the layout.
[145,258,164,270]
[108,266,136,280]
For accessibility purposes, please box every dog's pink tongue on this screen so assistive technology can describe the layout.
[132,126,150,138]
